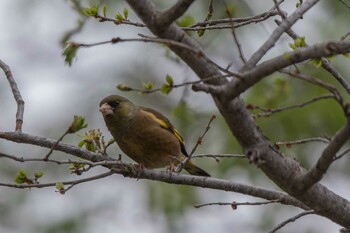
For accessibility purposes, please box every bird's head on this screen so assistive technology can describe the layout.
[99,95,138,121]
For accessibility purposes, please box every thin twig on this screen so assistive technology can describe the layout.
[252,94,335,118]
[224,1,247,64]
[0,152,121,167]
[44,129,70,160]
[118,73,238,94]
[269,210,315,233]
[94,14,146,27]
[0,59,25,132]
[0,170,114,192]
[194,199,281,208]
[275,137,330,146]
[176,115,216,173]
[192,153,246,162]
[188,10,279,28]
[333,146,350,161]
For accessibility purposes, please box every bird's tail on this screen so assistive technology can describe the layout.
[184,161,210,177]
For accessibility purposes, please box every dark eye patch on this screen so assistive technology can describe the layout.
[109,101,119,108]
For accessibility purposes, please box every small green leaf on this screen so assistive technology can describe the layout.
[78,140,85,148]
[310,58,322,67]
[14,169,27,184]
[225,3,236,16]
[160,84,172,95]
[55,182,65,194]
[123,7,129,19]
[143,82,154,90]
[34,171,44,179]
[197,29,205,37]
[83,5,98,16]
[283,52,291,60]
[116,84,132,91]
[289,37,305,50]
[165,74,174,86]
[69,115,88,133]
[115,13,124,21]
[84,140,96,152]
[62,44,79,66]
[103,5,107,17]
[176,15,195,27]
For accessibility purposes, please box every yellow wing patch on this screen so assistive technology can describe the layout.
[145,111,184,143]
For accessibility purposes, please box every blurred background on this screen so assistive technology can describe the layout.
[1,0,350,232]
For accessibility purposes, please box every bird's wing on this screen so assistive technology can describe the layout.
[140,107,189,157]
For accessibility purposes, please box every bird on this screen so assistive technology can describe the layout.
[99,95,210,177]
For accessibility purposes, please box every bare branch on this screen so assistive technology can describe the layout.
[298,122,350,192]
[0,59,24,132]
[194,199,281,209]
[157,0,195,28]
[177,115,216,173]
[275,137,330,146]
[187,10,279,28]
[269,210,315,233]
[252,94,335,118]
[242,0,320,71]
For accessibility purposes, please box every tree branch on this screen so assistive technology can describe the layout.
[0,131,308,209]
[0,59,24,132]
[223,40,350,100]
[269,210,315,233]
[275,19,350,96]
[298,121,350,192]
[157,0,195,28]
[125,0,350,228]
[242,0,320,71]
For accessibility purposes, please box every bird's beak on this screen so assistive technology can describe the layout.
[99,103,113,116]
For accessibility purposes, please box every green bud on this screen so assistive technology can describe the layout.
[69,115,88,133]
[14,169,27,184]
[83,5,98,17]
[165,74,174,86]
[123,8,129,19]
[62,44,79,66]
[115,13,124,21]
[34,171,44,179]
[103,5,107,17]
[143,82,154,90]
[116,84,132,91]
[160,83,172,95]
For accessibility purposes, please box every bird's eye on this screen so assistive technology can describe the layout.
[109,101,119,108]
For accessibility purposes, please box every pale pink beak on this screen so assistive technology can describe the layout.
[99,103,113,116]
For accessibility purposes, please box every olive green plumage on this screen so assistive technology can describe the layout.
[99,95,210,177]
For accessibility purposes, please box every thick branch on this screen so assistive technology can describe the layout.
[0,59,24,132]
[157,0,195,28]
[223,40,350,100]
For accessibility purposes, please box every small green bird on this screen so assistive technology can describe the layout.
[99,95,210,177]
